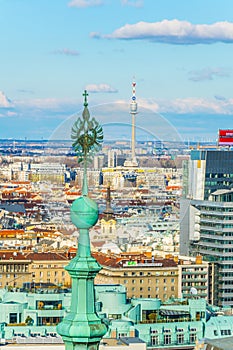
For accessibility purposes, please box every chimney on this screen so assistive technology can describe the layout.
[195,255,202,264]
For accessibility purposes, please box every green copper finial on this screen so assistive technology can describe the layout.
[83,90,88,107]
[71,90,103,195]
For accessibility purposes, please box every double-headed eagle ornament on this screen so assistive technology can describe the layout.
[71,90,103,165]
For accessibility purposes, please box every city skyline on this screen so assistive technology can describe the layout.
[1,0,233,140]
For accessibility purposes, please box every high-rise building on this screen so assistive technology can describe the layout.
[180,148,233,306]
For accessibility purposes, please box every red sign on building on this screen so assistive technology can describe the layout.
[218,129,233,146]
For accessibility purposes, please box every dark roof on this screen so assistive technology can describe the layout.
[0,203,26,213]
[120,337,146,344]
[205,336,233,350]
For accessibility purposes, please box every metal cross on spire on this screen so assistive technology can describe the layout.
[83,89,88,107]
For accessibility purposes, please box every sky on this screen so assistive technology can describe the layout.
[1,0,233,141]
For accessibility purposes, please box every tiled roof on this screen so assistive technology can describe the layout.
[0,251,29,261]
[0,229,25,237]
[25,252,68,261]
[92,252,178,269]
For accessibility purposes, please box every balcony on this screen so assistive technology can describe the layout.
[182,286,207,291]
[182,278,207,283]
[182,271,207,275]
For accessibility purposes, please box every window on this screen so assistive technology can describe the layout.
[221,330,231,336]
[177,333,184,344]
[190,333,197,343]
[119,333,127,337]
[140,279,144,284]
[9,313,17,324]
[108,314,121,320]
[151,335,159,345]
[164,334,171,345]
[177,329,184,344]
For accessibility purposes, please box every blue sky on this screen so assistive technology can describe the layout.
[1,0,233,141]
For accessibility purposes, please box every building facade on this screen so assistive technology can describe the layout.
[94,252,179,301]
[180,148,233,307]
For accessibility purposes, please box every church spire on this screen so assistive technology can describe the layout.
[103,183,114,221]
[57,91,107,350]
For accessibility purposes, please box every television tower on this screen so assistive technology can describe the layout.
[124,80,138,167]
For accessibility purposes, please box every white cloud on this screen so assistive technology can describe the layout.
[85,84,118,93]
[91,19,233,44]
[52,48,79,56]
[189,67,230,81]
[97,97,233,115]
[121,0,143,7]
[139,97,233,115]
[0,111,17,118]
[68,0,103,8]
[0,91,13,108]
[15,98,76,110]
[16,96,233,115]
[5,94,233,121]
